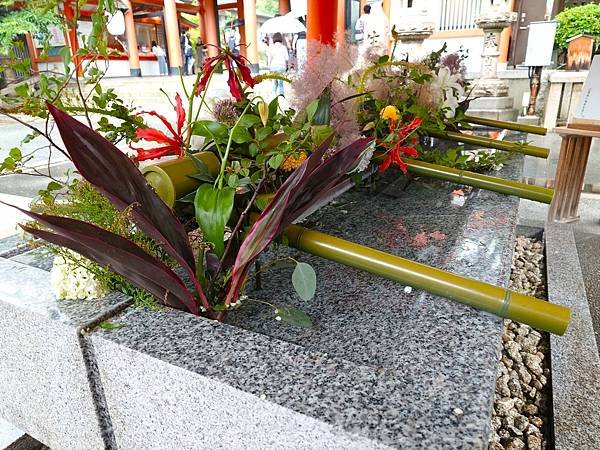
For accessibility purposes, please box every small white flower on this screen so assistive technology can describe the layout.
[275,316,282,321]
[50,251,108,300]
[404,286,413,294]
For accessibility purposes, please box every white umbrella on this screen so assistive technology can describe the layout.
[259,15,306,35]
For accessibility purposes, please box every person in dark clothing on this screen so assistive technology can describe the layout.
[180,29,189,75]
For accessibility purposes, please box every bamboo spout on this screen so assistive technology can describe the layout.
[463,115,547,136]
[404,160,554,204]
[424,129,550,158]
[284,225,570,335]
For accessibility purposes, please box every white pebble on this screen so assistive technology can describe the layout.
[404,286,413,294]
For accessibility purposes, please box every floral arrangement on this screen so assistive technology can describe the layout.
[1,19,526,326]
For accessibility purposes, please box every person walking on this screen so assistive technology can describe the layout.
[354,4,371,44]
[151,41,168,76]
[268,32,289,95]
[180,29,189,75]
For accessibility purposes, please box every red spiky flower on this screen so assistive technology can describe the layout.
[130,93,186,161]
[196,47,255,101]
[378,117,422,173]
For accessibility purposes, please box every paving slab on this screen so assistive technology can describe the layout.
[546,223,600,450]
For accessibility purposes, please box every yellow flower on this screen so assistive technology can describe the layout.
[281,152,307,172]
[380,105,400,122]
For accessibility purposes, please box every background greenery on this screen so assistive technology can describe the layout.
[555,3,600,49]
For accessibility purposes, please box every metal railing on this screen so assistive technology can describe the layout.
[438,0,483,31]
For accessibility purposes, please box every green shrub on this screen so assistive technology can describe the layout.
[555,4,600,49]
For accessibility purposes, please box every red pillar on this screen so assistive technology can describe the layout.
[336,0,346,43]
[279,0,290,15]
[63,2,81,75]
[237,0,247,58]
[202,0,220,59]
[307,0,338,47]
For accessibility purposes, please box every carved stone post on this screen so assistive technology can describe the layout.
[473,11,517,97]
[391,3,434,62]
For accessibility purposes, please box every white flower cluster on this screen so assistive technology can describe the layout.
[50,251,108,300]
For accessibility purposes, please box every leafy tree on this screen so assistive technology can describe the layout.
[256,0,279,16]
[555,3,600,49]
[0,1,60,54]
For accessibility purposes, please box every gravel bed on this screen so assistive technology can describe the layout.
[489,236,552,450]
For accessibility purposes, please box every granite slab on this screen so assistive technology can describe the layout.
[0,256,130,450]
[546,223,600,450]
[90,156,523,449]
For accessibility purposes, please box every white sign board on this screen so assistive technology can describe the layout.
[574,55,600,122]
[523,21,558,67]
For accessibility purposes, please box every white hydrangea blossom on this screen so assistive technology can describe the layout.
[50,251,108,300]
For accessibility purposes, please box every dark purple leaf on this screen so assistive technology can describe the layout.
[11,204,199,314]
[225,136,373,304]
[46,103,196,272]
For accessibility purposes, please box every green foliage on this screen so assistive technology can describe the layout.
[256,0,279,16]
[419,146,512,173]
[555,4,600,49]
[0,2,60,54]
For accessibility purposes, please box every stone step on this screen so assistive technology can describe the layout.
[466,108,518,122]
[545,223,600,450]
[467,96,515,110]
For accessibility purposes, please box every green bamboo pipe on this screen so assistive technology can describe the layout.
[284,225,570,335]
[142,152,219,207]
[404,159,554,204]
[463,115,547,136]
[424,129,550,158]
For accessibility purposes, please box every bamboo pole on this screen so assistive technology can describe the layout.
[142,152,219,207]
[463,115,547,136]
[284,225,570,335]
[404,160,554,204]
[424,129,550,158]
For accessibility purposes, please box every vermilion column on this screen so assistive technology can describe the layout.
[63,2,80,75]
[307,0,338,47]
[499,0,516,63]
[163,0,182,74]
[123,0,141,76]
[279,0,290,15]
[243,0,260,71]
[336,0,345,43]
[202,0,220,58]
[237,0,247,58]
[382,0,391,19]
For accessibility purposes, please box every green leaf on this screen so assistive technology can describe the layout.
[238,114,261,128]
[292,262,316,301]
[46,181,63,191]
[14,84,28,98]
[377,55,390,64]
[99,322,125,330]
[268,96,279,119]
[231,127,253,144]
[192,120,228,139]
[311,125,333,146]
[268,153,284,169]
[312,87,331,125]
[256,126,273,142]
[248,142,259,156]
[8,147,21,160]
[194,184,235,258]
[306,99,319,122]
[276,305,313,328]
[188,154,215,182]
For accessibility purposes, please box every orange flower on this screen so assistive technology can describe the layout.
[281,152,307,171]
[378,117,422,173]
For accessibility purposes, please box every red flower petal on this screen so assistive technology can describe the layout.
[129,144,181,161]
[196,56,222,96]
[224,58,243,101]
[231,53,255,87]
[135,127,175,144]
[174,93,185,135]
[136,111,178,138]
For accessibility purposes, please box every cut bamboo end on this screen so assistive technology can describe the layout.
[284,225,570,335]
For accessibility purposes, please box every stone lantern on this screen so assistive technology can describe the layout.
[468,1,518,120]
[391,2,434,62]
[472,2,517,97]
